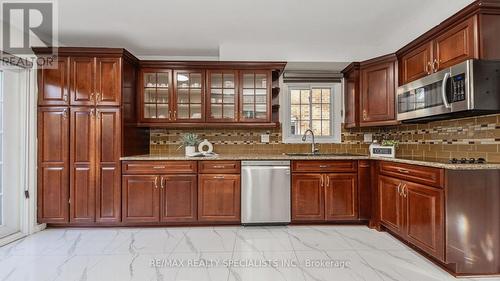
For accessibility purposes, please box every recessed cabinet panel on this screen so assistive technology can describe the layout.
[400,43,433,85]
[38,57,69,105]
[160,175,197,222]
[325,174,358,220]
[291,174,325,221]
[122,175,160,223]
[198,174,240,222]
[378,175,404,236]
[70,57,95,106]
[95,58,121,106]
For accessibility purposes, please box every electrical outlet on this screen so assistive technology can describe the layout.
[260,134,270,143]
[364,133,373,143]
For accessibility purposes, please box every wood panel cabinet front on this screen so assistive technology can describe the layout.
[69,107,95,223]
[38,57,69,105]
[160,175,197,222]
[173,70,205,122]
[291,174,325,221]
[206,70,238,122]
[378,175,404,236]
[324,174,358,221]
[360,60,396,126]
[343,66,360,129]
[292,161,357,173]
[70,57,95,106]
[95,108,121,223]
[405,182,445,262]
[198,174,240,222]
[122,175,160,223]
[95,58,121,106]
[434,16,477,71]
[37,107,70,223]
[400,42,433,85]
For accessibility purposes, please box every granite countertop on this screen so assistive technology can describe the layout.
[120,154,500,170]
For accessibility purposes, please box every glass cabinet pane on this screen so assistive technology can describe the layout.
[208,71,237,121]
[142,71,171,121]
[175,71,204,120]
[240,71,269,121]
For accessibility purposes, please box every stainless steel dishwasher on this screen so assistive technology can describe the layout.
[241,161,291,225]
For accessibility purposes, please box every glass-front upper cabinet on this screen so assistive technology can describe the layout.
[174,70,204,121]
[240,70,271,122]
[140,69,172,122]
[206,70,237,122]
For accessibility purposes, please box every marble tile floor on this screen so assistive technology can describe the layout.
[0,225,499,281]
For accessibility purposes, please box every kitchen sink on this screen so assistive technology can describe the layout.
[285,152,363,157]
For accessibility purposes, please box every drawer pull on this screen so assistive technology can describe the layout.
[212,165,226,169]
[319,165,329,168]
[213,176,225,179]
[398,168,410,174]
[153,166,166,169]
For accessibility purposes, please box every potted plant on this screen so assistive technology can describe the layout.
[179,133,201,156]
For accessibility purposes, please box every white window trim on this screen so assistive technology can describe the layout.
[281,82,342,144]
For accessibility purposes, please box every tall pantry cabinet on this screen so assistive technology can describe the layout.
[36,48,141,225]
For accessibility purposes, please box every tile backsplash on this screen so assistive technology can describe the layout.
[150,113,500,163]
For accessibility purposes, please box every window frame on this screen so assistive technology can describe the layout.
[282,82,342,144]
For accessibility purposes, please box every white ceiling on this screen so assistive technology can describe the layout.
[57,0,475,66]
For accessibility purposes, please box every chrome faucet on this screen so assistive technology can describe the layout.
[302,129,319,154]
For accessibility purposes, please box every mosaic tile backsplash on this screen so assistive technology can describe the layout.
[150,113,500,163]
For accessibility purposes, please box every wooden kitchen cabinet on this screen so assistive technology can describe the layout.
[378,171,445,262]
[291,174,325,221]
[405,181,445,261]
[37,107,70,224]
[122,175,160,223]
[38,57,70,106]
[239,70,271,122]
[95,57,121,106]
[139,69,173,122]
[160,175,197,222]
[198,174,241,222]
[378,175,404,236]
[95,108,122,223]
[324,174,358,220]
[400,42,433,85]
[342,63,360,129]
[206,70,238,122]
[174,70,205,122]
[291,161,359,223]
[359,55,397,127]
[70,57,95,106]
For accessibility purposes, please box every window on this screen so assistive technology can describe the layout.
[282,83,341,143]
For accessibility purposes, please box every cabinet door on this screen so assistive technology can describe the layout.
[95,57,121,106]
[37,107,69,223]
[206,70,238,122]
[344,71,359,128]
[95,108,121,223]
[69,107,95,224]
[198,174,240,222]
[70,57,95,106]
[324,174,358,221]
[378,175,404,236]
[360,61,396,126]
[160,175,197,222]
[400,42,433,85]
[239,70,271,122]
[174,70,205,122]
[122,175,160,223]
[434,16,477,71]
[140,69,173,122]
[291,174,324,221]
[405,182,445,261]
[38,57,69,105]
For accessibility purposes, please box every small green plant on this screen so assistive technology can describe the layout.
[178,133,201,148]
[382,140,399,148]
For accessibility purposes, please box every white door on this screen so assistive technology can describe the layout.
[0,67,27,239]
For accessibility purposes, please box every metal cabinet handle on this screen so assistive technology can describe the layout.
[153,166,166,169]
[402,184,408,198]
[320,175,324,187]
[212,165,226,169]
[213,176,225,179]
[62,108,68,119]
[362,110,368,121]
[319,165,329,168]
[326,175,330,188]
[90,108,95,118]
[154,176,159,189]
[63,94,68,102]
[90,93,94,102]
[426,61,432,75]
[398,168,410,174]
[96,93,101,103]
[160,177,165,189]
[397,183,402,195]
[433,59,439,73]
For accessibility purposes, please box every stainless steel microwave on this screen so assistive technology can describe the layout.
[397,59,500,123]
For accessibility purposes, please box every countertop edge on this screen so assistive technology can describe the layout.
[119,155,500,170]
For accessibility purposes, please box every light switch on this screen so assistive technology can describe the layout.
[261,134,270,143]
[364,133,373,143]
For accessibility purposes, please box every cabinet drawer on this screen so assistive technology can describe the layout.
[122,161,197,174]
[198,161,240,174]
[379,161,444,188]
[292,160,357,173]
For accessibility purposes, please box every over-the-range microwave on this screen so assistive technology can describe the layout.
[397,59,500,123]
